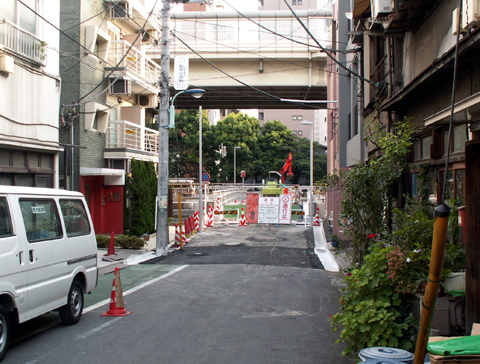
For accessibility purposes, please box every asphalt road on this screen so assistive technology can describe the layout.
[4,225,349,364]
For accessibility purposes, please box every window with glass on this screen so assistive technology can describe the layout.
[2,0,37,34]
[298,130,303,136]
[444,125,468,154]
[0,197,14,238]
[60,199,91,237]
[413,135,432,160]
[438,168,465,206]
[20,199,62,242]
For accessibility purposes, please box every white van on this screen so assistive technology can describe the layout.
[0,186,98,361]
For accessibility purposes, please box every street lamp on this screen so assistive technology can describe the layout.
[156,84,204,256]
[176,154,180,177]
[233,146,241,184]
[301,120,314,226]
[169,89,205,128]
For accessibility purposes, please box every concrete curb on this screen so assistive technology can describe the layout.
[312,224,340,273]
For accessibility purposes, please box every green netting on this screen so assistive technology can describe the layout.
[427,336,480,356]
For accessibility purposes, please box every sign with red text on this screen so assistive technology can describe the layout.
[278,194,292,225]
[258,197,279,224]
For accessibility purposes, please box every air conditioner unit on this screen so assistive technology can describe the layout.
[453,1,480,34]
[142,29,159,43]
[109,1,132,18]
[138,94,158,108]
[109,79,132,95]
[371,0,393,19]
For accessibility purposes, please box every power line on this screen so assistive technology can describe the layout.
[282,0,374,87]
[172,32,327,109]
[171,28,354,80]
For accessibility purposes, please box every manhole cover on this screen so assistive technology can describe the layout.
[186,252,208,257]
[224,242,241,246]
[245,236,287,242]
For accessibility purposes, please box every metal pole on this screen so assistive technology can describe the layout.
[234,147,237,184]
[155,0,170,256]
[413,203,450,364]
[309,124,314,226]
[178,192,183,250]
[199,106,203,233]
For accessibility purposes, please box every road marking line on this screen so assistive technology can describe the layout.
[76,317,123,340]
[84,265,189,313]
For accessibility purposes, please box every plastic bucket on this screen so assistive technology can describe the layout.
[359,347,414,363]
[360,361,406,364]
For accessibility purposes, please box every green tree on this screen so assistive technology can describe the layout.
[323,118,413,263]
[213,113,260,183]
[169,109,215,180]
[124,159,157,236]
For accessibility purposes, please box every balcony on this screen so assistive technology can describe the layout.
[106,40,161,92]
[0,19,47,66]
[106,0,158,33]
[105,120,159,160]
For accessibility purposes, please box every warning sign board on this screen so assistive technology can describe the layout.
[278,194,292,225]
[258,197,279,224]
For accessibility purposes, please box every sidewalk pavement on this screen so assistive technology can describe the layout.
[97,224,351,276]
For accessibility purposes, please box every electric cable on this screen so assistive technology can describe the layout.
[172,31,329,109]
[441,0,462,203]
[17,0,159,107]
[222,0,339,51]
[282,0,374,87]
[171,28,352,76]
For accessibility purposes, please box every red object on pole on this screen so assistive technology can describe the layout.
[107,232,116,255]
[102,267,132,317]
[184,218,191,238]
[189,215,195,235]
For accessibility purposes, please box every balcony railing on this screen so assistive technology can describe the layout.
[169,10,332,57]
[106,120,159,154]
[0,19,46,65]
[108,40,161,85]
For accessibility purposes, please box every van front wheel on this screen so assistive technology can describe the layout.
[0,305,10,362]
[59,280,84,325]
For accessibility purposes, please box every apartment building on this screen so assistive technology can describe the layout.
[330,0,480,331]
[59,0,162,234]
[0,0,62,187]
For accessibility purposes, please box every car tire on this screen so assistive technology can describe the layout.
[0,305,9,362]
[59,280,84,325]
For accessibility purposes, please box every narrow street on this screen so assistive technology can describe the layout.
[4,225,349,364]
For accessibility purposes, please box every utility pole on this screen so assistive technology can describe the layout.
[156,0,171,256]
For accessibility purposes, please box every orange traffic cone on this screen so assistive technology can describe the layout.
[195,211,199,232]
[102,267,132,317]
[182,225,188,245]
[172,224,181,248]
[239,208,248,226]
[207,206,214,227]
[313,208,320,226]
[106,231,116,255]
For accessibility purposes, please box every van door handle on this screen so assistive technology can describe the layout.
[29,250,34,263]
[18,251,23,265]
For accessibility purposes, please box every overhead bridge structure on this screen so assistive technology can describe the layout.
[147,9,333,110]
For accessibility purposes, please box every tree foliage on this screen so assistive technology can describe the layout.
[168,111,327,184]
[124,159,157,236]
[322,118,413,263]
